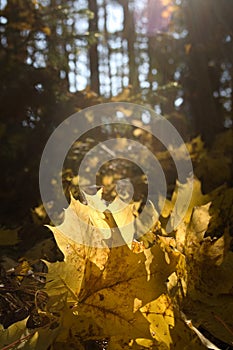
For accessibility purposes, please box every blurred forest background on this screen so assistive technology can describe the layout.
[0,0,233,230]
[1,2,233,348]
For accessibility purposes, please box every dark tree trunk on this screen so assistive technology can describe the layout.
[88,0,100,94]
[184,0,224,145]
[121,0,139,90]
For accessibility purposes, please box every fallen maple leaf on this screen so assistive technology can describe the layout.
[43,191,183,347]
[175,200,233,346]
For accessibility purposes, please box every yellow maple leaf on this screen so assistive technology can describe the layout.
[44,192,181,347]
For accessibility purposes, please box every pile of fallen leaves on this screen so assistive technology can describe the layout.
[0,175,232,350]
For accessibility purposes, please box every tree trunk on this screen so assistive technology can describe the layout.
[184,0,224,145]
[121,0,139,90]
[88,0,100,94]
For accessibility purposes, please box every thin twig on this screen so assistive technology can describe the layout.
[0,332,36,350]
[214,313,233,338]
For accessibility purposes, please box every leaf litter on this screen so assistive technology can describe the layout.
[1,177,233,349]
